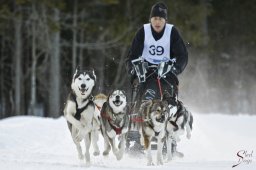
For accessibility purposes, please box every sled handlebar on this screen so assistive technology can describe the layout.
[131,57,176,83]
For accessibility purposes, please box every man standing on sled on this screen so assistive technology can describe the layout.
[126,2,188,156]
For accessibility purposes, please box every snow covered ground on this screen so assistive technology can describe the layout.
[0,113,255,170]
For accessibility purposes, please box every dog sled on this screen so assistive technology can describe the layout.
[126,57,177,156]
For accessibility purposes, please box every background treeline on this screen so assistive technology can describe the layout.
[0,0,255,118]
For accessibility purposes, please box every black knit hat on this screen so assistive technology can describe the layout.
[150,2,168,20]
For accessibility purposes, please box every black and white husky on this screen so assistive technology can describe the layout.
[100,90,129,160]
[64,68,100,166]
[166,101,193,161]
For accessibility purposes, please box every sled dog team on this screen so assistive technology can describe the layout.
[64,68,193,166]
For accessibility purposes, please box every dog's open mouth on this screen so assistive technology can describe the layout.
[79,87,88,95]
[155,113,165,123]
[113,100,123,106]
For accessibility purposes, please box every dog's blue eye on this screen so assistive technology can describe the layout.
[78,78,82,80]
[86,78,90,81]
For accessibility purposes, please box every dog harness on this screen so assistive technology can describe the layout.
[101,103,127,135]
[71,94,94,120]
[145,121,160,136]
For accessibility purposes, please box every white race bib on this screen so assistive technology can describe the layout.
[142,23,173,64]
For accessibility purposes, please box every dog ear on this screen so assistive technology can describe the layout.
[139,100,153,114]
[106,90,112,102]
[121,90,126,96]
[141,100,153,108]
[76,66,80,72]
[87,68,96,81]
[145,100,153,107]
[92,70,96,80]
[72,66,80,82]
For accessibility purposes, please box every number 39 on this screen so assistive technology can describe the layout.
[149,45,164,55]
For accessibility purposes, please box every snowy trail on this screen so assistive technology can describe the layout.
[0,113,255,170]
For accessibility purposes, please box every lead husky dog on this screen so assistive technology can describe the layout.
[64,67,100,166]
[139,100,169,165]
[166,101,193,161]
[100,90,129,160]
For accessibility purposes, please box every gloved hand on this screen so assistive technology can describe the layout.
[170,66,178,75]
[129,67,135,75]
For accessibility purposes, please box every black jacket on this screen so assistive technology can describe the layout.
[126,24,188,76]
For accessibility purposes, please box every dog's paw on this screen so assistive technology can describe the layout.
[164,158,170,163]
[186,133,191,139]
[103,150,110,156]
[78,153,84,160]
[115,150,123,160]
[166,154,173,162]
[85,161,91,167]
[174,151,184,158]
[93,151,100,156]
[157,159,164,165]
[147,161,154,166]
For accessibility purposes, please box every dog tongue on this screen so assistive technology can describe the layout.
[114,100,121,106]
[80,89,86,93]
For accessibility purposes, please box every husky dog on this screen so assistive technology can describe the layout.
[64,67,99,166]
[166,101,193,161]
[139,100,169,165]
[100,90,129,160]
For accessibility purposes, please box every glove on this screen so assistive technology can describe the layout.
[170,66,179,75]
[130,67,135,75]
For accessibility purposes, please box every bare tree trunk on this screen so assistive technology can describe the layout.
[0,38,6,118]
[113,46,127,86]
[14,15,23,116]
[29,2,37,116]
[78,30,84,68]
[78,9,85,68]
[72,0,78,72]
[90,30,109,92]
[49,8,61,118]
[200,0,209,46]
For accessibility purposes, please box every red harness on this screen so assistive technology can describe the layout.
[101,111,122,135]
[130,117,144,122]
